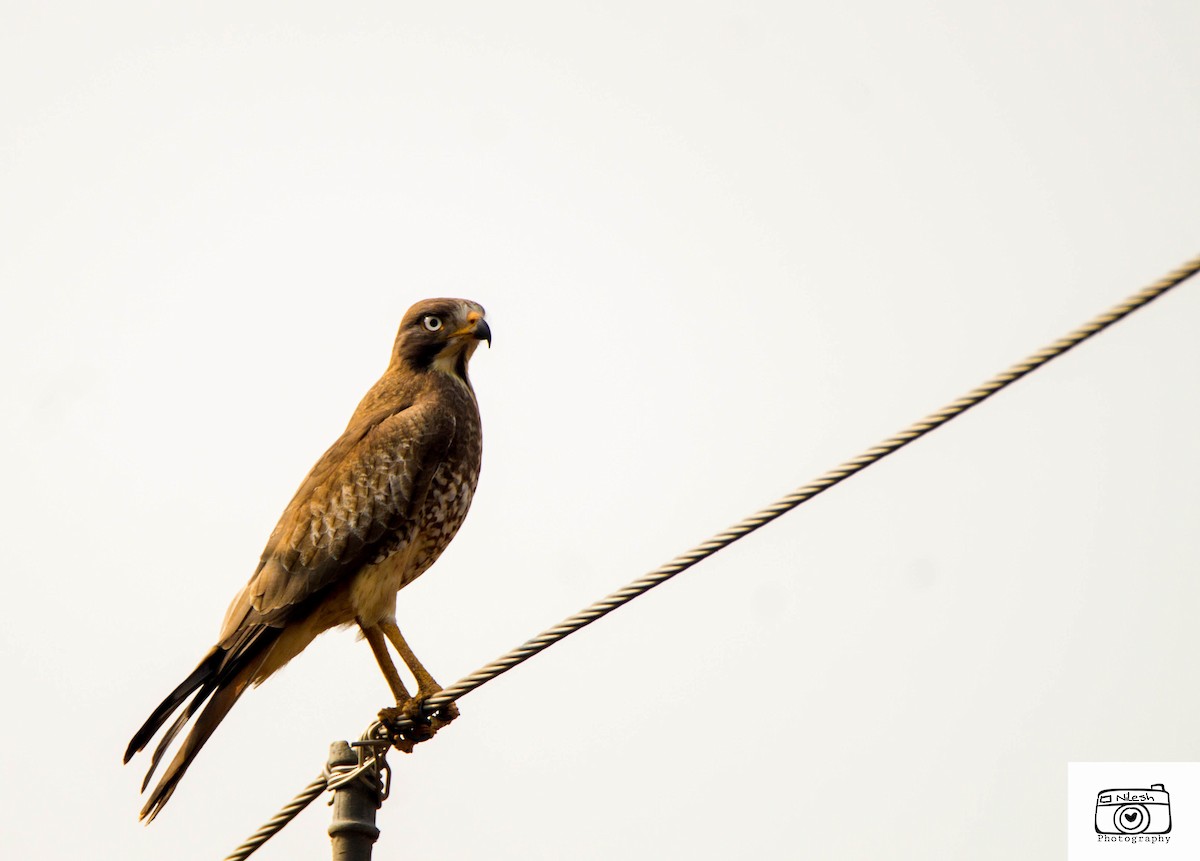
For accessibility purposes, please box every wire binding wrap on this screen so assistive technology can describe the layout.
[223,724,391,861]
[223,253,1200,856]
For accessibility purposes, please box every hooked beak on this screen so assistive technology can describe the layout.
[454,312,491,347]
[473,317,492,347]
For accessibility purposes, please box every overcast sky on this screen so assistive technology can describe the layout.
[3,3,1199,860]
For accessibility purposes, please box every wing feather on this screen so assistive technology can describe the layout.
[219,402,454,639]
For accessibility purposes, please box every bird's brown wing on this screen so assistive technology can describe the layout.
[219,400,456,638]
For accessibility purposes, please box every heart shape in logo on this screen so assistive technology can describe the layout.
[1124,811,1139,824]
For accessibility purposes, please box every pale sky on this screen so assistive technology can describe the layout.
[2,3,1199,860]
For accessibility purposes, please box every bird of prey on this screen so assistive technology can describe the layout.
[124,298,491,822]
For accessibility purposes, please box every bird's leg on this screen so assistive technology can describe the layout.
[361,619,457,753]
[359,621,413,705]
[380,619,460,726]
[379,620,439,698]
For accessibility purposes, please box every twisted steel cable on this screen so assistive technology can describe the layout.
[225,253,1200,858]
[413,252,1200,723]
[223,773,326,861]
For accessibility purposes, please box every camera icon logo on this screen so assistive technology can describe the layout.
[1094,784,1171,835]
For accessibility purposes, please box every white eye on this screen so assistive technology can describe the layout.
[423,316,443,332]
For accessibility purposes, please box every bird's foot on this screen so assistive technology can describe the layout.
[378,696,459,754]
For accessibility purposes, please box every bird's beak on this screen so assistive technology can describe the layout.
[454,313,492,348]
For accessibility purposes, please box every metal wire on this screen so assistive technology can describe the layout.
[223,253,1200,857]
[404,252,1200,726]
[223,773,327,861]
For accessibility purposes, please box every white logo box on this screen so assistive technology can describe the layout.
[1069,763,1200,859]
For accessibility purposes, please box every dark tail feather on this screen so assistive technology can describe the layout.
[142,679,218,791]
[126,626,281,821]
[138,666,256,822]
[124,648,223,764]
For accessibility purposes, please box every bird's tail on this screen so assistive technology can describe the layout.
[124,628,279,821]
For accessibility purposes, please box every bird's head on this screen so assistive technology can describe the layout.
[392,298,491,383]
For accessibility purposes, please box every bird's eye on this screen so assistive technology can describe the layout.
[423,316,443,332]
